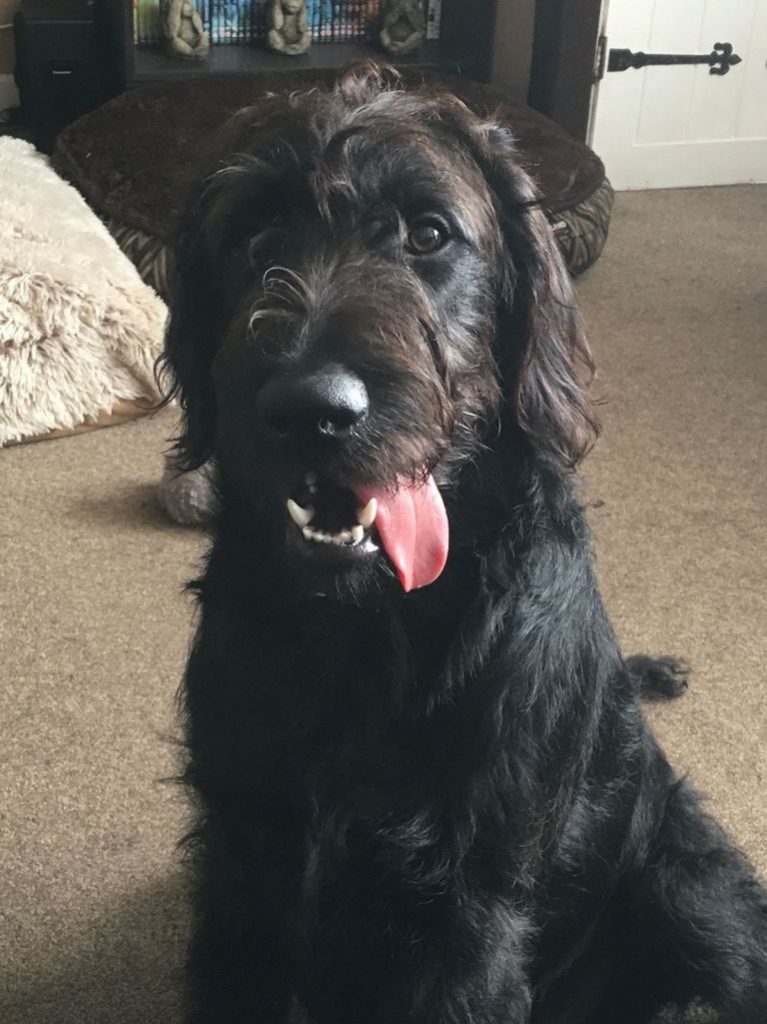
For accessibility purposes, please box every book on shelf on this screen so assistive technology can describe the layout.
[134,0,162,45]
[210,0,262,44]
[426,0,442,42]
[300,0,381,43]
[211,0,230,44]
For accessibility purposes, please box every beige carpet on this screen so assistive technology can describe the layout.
[1,185,765,1023]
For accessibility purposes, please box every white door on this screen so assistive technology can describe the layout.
[590,0,767,189]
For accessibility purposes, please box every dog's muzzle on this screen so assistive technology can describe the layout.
[259,363,449,592]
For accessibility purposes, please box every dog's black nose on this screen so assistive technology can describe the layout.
[257,365,369,439]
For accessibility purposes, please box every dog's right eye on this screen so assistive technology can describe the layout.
[406,218,449,256]
[246,230,271,260]
[244,224,284,263]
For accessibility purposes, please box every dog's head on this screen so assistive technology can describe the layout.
[162,64,597,596]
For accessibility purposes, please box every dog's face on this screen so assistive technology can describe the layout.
[164,66,597,598]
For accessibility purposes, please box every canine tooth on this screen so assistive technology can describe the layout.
[356,498,377,529]
[287,499,313,528]
[351,524,364,543]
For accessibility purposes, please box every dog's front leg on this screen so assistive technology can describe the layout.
[185,817,296,1024]
[631,779,767,1024]
[300,879,532,1024]
[380,898,533,1024]
[407,943,533,1024]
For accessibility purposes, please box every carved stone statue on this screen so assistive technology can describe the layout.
[267,0,311,56]
[380,0,426,56]
[161,0,210,61]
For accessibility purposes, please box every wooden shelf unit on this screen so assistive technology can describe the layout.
[98,1,498,90]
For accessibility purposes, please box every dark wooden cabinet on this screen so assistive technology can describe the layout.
[98,0,499,90]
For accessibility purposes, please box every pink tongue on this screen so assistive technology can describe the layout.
[355,475,449,592]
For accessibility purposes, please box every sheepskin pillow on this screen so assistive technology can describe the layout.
[0,138,167,446]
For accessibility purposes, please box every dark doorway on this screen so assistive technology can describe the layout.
[528,0,604,140]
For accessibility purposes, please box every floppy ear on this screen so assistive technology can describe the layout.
[159,201,221,470]
[159,104,283,470]
[487,124,599,468]
[439,106,599,469]
[495,135,599,469]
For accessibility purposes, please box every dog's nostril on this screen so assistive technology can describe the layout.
[258,366,369,439]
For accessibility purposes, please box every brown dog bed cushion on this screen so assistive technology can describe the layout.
[53,71,612,296]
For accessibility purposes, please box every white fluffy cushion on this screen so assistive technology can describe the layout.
[0,138,167,446]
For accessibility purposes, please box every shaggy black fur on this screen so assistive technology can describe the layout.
[162,65,766,1024]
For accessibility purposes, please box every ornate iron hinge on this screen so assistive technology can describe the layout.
[607,41,742,76]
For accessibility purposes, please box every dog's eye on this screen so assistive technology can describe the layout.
[406,219,448,256]
[244,224,283,262]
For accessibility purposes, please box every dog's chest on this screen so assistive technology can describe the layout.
[212,596,486,920]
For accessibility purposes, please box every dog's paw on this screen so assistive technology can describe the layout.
[158,454,218,527]
[626,654,691,701]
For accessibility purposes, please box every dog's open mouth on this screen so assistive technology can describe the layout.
[286,472,449,592]
[287,474,378,551]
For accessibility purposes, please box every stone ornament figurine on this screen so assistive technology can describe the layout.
[161,0,210,61]
[380,0,426,55]
[267,0,312,56]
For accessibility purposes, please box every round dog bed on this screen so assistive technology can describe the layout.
[53,71,613,299]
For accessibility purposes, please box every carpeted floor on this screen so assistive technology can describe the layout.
[1,184,765,1023]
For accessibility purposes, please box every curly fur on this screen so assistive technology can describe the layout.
[161,65,767,1024]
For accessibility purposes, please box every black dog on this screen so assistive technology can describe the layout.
[163,65,766,1024]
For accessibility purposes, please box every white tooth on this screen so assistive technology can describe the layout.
[339,530,352,544]
[351,524,364,543]
[287,499,313,528]
[302,526,315,540]
[356,498,377,529]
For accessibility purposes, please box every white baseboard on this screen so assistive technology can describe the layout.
[0,73,19,113]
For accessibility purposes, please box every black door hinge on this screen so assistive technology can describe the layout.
[607,41,742,76]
